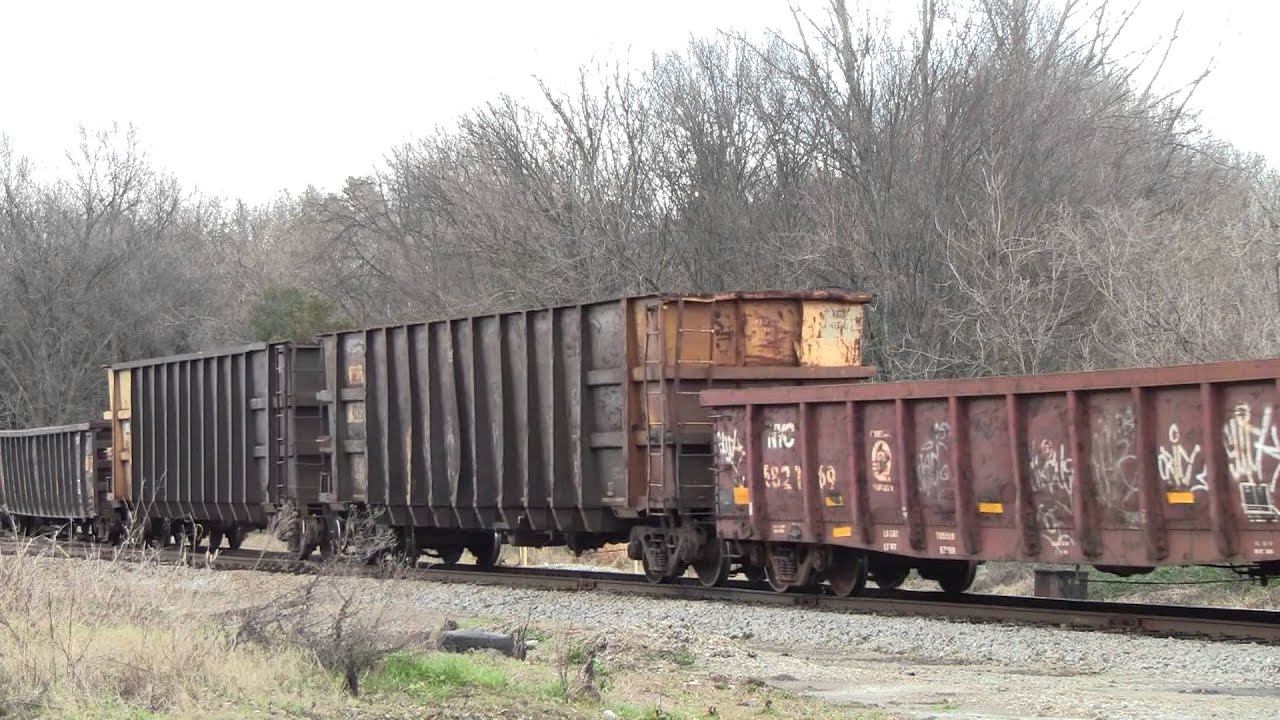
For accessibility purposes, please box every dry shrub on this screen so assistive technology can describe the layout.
[552,628,610,702]
[969,562,1035,595]
[505,543,636,572]
[0,538,338,717]
[222,517,407,691]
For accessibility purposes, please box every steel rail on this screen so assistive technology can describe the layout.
[2,536,1276,643]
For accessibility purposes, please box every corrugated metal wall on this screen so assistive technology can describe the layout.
[321,301,626,533]
[0,423,106,520]
[317,292,874,535]
[108,343,324,527]
[706,357,1280,569]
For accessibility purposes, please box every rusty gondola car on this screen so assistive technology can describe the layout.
[702,359,1280,594]
[0,422,118,540]
[304,291,874,582]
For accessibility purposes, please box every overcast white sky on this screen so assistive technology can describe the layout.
[2,0,1275,203]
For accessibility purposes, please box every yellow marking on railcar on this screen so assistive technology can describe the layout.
[978,502,1004,514]
[1166,491,1195,504]
[733,486,750,505]
[347,363,365,385]
[798,301,865,366]
[831,525,852,538]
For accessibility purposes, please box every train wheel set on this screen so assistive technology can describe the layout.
[2,291,1280,597]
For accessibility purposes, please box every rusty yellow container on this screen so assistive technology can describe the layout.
[628,291,872,514]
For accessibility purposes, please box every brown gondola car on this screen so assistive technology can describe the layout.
[702,359,1280,594]
[0,422,117,540]
[307,291,874,581]
[104,342,327,550]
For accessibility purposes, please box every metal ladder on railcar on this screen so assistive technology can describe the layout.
[642,297,717,514]
[271,345,289,504]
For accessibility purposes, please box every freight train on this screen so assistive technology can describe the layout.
[3,291,1280,596]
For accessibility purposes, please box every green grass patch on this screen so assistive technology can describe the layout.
[363,652,508,700]
[658,646,696,667]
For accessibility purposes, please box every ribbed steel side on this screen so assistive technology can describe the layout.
[108,343,325,527]
[317,292,875,536]
[0,423,108,520]
[320,302,625,533]
[705,357,1280,569]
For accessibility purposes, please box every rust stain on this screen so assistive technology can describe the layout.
[742,302,799,365]
[798,301,864,367]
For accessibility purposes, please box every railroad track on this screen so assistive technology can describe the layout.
[3,535,1277,644]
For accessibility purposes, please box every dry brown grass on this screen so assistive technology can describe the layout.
[0,537,347,719]
[0,536,893,720]
[500,543,638,572]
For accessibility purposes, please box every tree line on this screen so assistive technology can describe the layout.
[1,0,1277,427]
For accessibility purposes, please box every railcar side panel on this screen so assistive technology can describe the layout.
[107,343,324,529]
[0,423,110,521]
[707,359,1280,568]
[320,292,876,539]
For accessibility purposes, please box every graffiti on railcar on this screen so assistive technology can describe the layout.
[714,427,746,488]
[1030,439,1073,495]
[916,421,954,506]
[1090,407,1140,526]
[1223,404,1280,521]
[869,430,893,493]
[1029,438,1075,555]
[1158,423,1206,497]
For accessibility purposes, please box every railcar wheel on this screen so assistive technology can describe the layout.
[287,522,316,561]
[765,565,792,593]
[207,529,225,552]
[741,564,767,586]
[764,546,813,593]
[693,541,731,588]
[934,561,977,594]
[871,564,909,590]
[436,546,463,565]
[391,531,420,565]
[228,527,247,551]
[468,532,502,569]
[145,520,169,548]
[825,548,868,597]
[642,550,672,584]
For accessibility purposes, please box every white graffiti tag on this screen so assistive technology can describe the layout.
[715,429,746,485]
[1090,407,1139,525]
[1158,424,1207,493]
[1029,439,1075,554]
[916,421,953,502]
[1223,405,1280,521]
[1030,440,1073,495]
